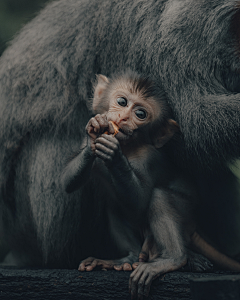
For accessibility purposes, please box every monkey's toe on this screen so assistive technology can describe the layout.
[114,262,132,271]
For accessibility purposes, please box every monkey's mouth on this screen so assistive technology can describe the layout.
[118,128,125,134]
[116,127,133,139]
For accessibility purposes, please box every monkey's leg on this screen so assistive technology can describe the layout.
[136,234,213,272]
[129,189,188,299]
[78,252,138,271]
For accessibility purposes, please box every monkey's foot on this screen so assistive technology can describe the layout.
[78,255,137,272]
[183,250,213,272]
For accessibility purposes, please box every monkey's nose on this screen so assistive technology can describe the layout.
[119,117,128,122]
[118,113,130,123]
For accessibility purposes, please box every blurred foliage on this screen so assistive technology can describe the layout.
[0,0,51,55]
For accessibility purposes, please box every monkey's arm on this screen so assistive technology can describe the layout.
[171,92,240,168]
[95,135,155,219]
[108,155,153,214]
[61,137,95,193]
[129,189,188,299]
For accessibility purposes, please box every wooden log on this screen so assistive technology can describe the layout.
[190,275,240,300]
[0,267,239,299]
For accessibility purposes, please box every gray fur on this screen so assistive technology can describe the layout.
[0,0,240,266]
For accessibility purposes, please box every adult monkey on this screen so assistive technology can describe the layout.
[0,0,240,268]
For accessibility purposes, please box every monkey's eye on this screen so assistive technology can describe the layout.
[117,97,127,107]
[135,109,147,120]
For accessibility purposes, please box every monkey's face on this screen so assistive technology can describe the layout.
[93,72,178,147]
[106,88,160,142]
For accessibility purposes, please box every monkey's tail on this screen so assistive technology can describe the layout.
[191,231,240,272]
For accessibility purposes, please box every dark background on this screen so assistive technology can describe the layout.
[0,0,50,56]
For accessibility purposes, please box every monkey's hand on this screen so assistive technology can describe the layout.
[129,256,187,300]
[95,133,150,220]
[94,134,122,164]
[85,114,115,152]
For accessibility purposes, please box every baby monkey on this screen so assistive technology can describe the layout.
[61,71,240,299]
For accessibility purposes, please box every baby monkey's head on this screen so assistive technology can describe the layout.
[92,70,179,147]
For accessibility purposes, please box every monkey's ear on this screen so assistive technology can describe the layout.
[153,119,180,148]
[92,74,109,113]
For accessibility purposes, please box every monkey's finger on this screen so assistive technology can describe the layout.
[132,262,140,270]
[138,251,149,262]
[98,260,115,269]
[113,265,123,271]
[95,147,114,162]
[79,263,94,271]
[95,149,113,162]
[95,142,115,156]
[85,259,98,271]
[129,264,144,298]
[130,263,142,276]
[96,135,119,151]
[100,133,119,143]
[143,273,157,298]
[113,263,132,271]
[135,267,148,300]
[122,263,132,271]
[78,257,95,271]
[87,117,101,133]
[95,114,109,131]
[135,265,152,300]
[78,263,86,271]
